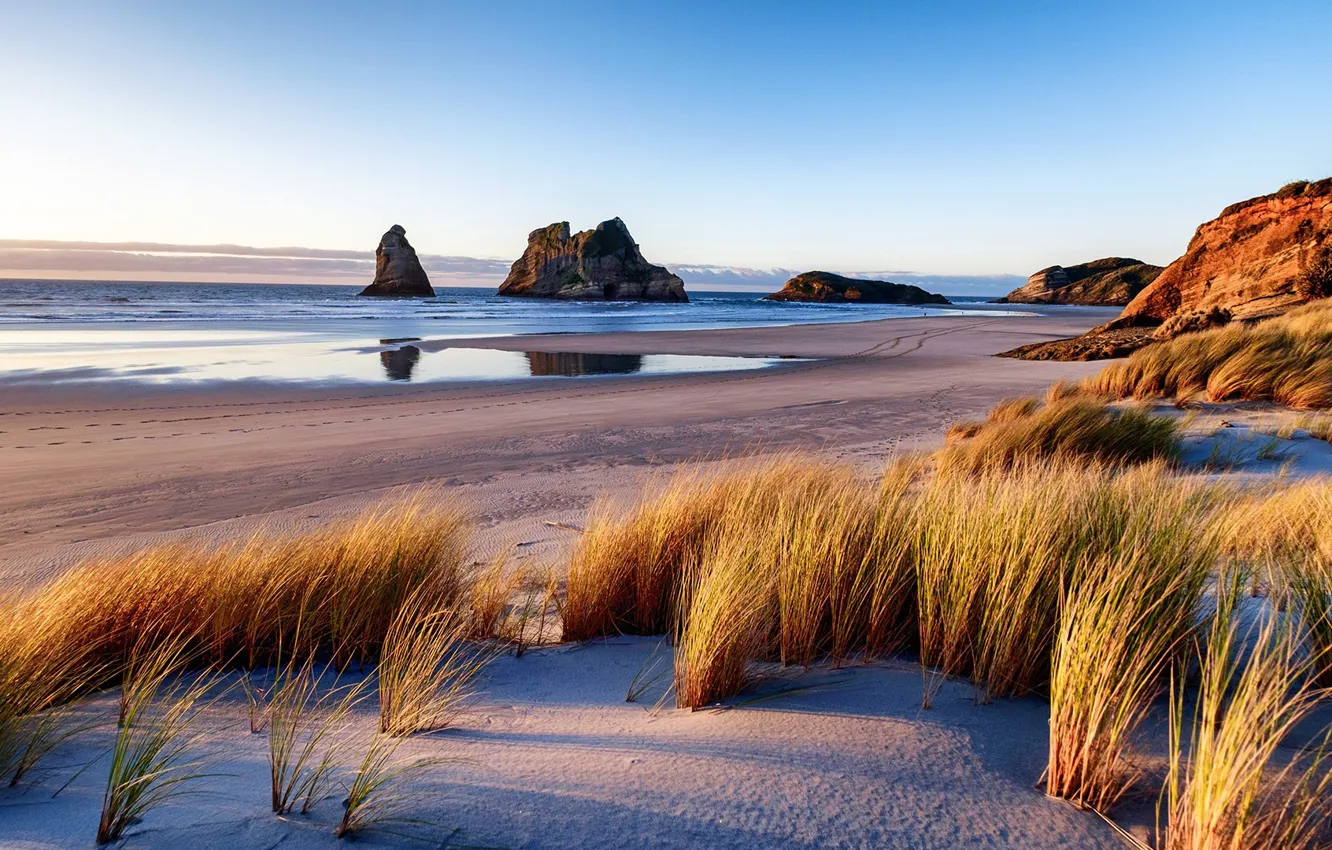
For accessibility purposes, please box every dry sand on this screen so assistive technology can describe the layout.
[0,641,1134,850]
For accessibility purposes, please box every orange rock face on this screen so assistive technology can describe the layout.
[1117,179,1332,325]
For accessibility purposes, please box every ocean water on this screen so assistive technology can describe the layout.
[0,280,1009,386]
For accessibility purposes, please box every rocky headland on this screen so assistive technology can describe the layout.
[358,225,435,297]
[763,271,950,305]
[1112,178,1332,326]
[497,218,688,302]
[1002,179,1332,360]
[994,257,1163,306]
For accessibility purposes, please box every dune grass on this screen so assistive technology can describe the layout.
[915,460,1224,702]
[1044,474,1222,810]
[378,593,495,737]
[1086,299,1332,410]
[938,396,1181,474]
[1162,579,1332,850]
[577,445,1241,713]
[336,733,448,840]
[267,658,366,815]
[0,492,479,792]
[1227,481,1332,683]
[97,638,220,844]
[0,493,470,691]
[563,462,793,642]
[0,597,105,786]
[673,531,775,709]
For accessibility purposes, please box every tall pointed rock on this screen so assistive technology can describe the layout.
[358,225,435,297]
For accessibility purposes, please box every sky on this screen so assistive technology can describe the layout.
[1,1,1329,291]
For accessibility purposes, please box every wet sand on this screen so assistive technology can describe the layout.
[0,310,1113,589]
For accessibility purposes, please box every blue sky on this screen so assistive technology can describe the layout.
[1,1,1329,284]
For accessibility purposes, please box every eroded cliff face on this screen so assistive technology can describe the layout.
[497,218,688,302]
[997,258,1163,306]
[762,271,950,305]
[999,179,1332,361]
[1115,179,1332,325]
[358,225,435,297]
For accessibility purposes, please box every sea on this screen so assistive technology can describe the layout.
[0,280,1012,386]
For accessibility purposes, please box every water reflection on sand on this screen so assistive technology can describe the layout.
[0,329,793,386]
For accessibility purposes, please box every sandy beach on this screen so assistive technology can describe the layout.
[9,306,1331,850]
[0,309,1114,590]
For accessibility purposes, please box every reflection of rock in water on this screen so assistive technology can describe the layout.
[525,351,643,377]
[380,345,420,381]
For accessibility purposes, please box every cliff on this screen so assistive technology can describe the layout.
[996,257,1163,306]
[1112,178,1332,326]
[497,218,688,302]
[1000,179,1332,360]
[763,271,950,305]
[358,225,435,297]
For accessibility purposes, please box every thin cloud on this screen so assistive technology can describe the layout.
[0,240,1023,294]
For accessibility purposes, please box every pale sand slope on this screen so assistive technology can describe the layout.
[0,310,1114,589]
[0,640,1128,850]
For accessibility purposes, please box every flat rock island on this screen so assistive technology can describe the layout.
[763,271,950,304]
[497,218,688,302]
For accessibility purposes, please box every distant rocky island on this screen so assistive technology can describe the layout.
[763,271,950,305]
[994,257,1163,306]
[497,218,687,302]
[358,225,435,297]
[1002,178,1332,360]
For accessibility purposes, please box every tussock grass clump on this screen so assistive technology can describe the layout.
[268,659,365,815]
[97,638,220,844]
[1162,582,1332,850]
[564,458,873,643]
[1044,475,1222,810]
[0,598,105,786]
[378,595,494,737]
[673,532,775,709]
[914,461,1218,700]
[579,447,1240,711]
[564,463,783,642]
[1086,299,1332,410]
[336,733,448,839]
[936,396,1181,474]
[670,460,897,707]
[1227,481,1332,683]
[672,460,917,707]
[0,493,471,691]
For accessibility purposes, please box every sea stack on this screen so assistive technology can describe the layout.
[358,225,435,297]
[763,271,950,305]
[995,258,1163,306]
[497,218,688,302]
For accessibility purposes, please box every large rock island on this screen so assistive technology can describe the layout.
[358,225,435,297]
[995,257,1163,306]
[497,218,688,302]
[763,271,950,305]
